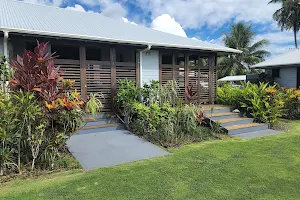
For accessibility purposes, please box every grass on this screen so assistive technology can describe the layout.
[1,121,300,200]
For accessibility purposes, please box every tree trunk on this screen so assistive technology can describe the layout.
[31,158,35,171]
[294,25,298,49]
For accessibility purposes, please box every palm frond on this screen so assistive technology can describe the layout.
[249,39,270,53]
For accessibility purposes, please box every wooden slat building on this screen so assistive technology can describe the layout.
[0,0,241,112]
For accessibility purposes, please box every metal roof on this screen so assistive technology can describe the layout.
[218,75,246,82]
[252,48,300,68]
[0,0,241,54]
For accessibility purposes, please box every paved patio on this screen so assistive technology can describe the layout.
[66,130,170,170]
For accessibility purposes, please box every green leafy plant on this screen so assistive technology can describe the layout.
[115,79,140,115]
[85,93,103,115]
[117,80,214,148]
[0,41,102,176]
[217,81,284,126]
[281,88,300,120]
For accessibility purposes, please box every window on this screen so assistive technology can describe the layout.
[86,47,102,61]
[161,53,172,64]
[25,42,36,52]
[272,68,280,78]
[115,47,135,62]
[176,54,185,66]
[51,45,79,60]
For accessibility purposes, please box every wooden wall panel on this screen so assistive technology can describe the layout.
[55,59,81,92]
[188,56,199,102]
[116,62,136,89]
[80,45,87,100]
[86,60,111,112]
[199,57,210,103]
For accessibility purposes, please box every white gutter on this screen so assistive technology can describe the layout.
[0,27,242,54]
[139,45,152,88]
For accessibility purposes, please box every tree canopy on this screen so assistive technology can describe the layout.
[218,22,270,77]
[269,0,300,48]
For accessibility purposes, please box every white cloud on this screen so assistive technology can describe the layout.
[20,0,64,6]
[255,31,300,45]
[65,4,86,12]
[255,31,300,57]
[65,4,99,14]
[134,0,280,29]
[151,14,187,38]
[209,29,299,57]
[101,2,126,19]
[76,0,100,6]
[122,17,138,25]
[76,0,128,20]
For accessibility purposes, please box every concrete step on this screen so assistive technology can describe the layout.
[77,123,124,135]
[225,123,269,135]
[84,117,119,127]
[218,117,253,127]
[208,112,240,121]
[84,113,114,120]
[202,105,231,114]
[234,129,282,139]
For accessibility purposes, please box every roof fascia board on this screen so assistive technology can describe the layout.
[1,27,242,54]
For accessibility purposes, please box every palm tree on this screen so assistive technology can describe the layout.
[218,22,270,77]
[269,0,300,48]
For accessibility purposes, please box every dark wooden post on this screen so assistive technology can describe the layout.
[198,55,202,103]
[110,47,116,109]
[185,54,189,101]
[159,52,162,84]
[79,45,87,100]
[172,52,176,80]
[136,51,140,87]
[208,54,216,104]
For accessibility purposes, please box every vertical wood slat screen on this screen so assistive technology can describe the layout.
[199,68,209,102]
[55,59,81,92]
[187,58,199,101]
[161,64,173,84]
[116,62,136,89]
[199,57,210,102]
[160,53,186,99]
[174,64,185,99]
[212,68,217,102]
[160,54,216,104]
[86,60,111,112]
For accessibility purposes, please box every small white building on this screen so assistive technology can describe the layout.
[252,49,300,88]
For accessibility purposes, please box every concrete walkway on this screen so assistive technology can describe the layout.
[235,129,283,139]
[66,130,170,170]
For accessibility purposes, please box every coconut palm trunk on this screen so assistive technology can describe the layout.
[294,23,299,48]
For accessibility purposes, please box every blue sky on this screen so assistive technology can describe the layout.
[22,0,299,57]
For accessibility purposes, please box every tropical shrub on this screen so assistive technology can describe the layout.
[115,79,140,115]
[282,88,300,120]
[0,42,102,176]
[217,82,284,126]
[217,82,242,108]
[129,102,211,147]
[240,82,283,125]
[116,80,214,148]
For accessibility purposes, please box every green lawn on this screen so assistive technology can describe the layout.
[1,121,300,200]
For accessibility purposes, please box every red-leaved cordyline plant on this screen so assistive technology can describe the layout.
[184,85,197,102]
[10,41,63,103]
